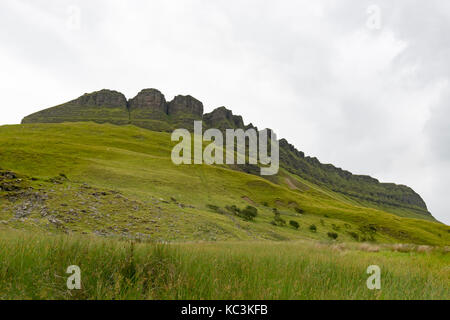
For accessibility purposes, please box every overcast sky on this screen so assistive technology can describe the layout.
[1,0,449,224]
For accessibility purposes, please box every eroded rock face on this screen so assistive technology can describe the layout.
[203,106,245,130]
[128,89,167,114]
[167,95,203,118]
[19,87,432,217]
[74,89,127,108]
[21,89,129,125]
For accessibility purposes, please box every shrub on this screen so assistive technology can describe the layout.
[262,202,269,207]
[309,224,317,233]
[239,206,258,221]
[289,220,300,230]
[271,213,286,227]
[225,205,257,221]
[327,232,338,240]
[294,207,304,214]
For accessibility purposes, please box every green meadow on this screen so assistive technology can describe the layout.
[0,231,448,300]
[0,122,448,299]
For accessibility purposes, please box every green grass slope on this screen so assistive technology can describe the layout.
[0,122,448,245]
[20,89,430,219]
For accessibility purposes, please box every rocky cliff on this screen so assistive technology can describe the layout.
[21,88,431,217]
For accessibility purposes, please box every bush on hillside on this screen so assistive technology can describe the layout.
[327,232,338,240]
[271,213,286,227]
[289,220,300,230]
[239,206,258,221]
[225,205,257,221]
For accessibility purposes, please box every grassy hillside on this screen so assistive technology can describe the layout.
[0,122,448,246]
[20,89,431,217]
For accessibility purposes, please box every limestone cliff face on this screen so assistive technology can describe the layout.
[22,89,129,125]
[203,106,245,131]
[128,89,167,116]
[167,95,203,118]
[128,89,168,130]
[20,88,431,217]
[74,89,127,108]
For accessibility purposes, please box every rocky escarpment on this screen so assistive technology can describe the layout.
[22,89,130,126]
[21,88,431,217]
[278,139,429,214]
[203,106,246,131]
[74,89,127,109]
[23,89,205,132]
[168,95,203,118]
[129,89,168,119]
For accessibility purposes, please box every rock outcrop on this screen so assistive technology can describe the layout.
[128,89,167,117]
[22,89,129,125]
[20,87,431,217]
[74,89,127,108]
[127,89,170,130]
[167,95,204,118]
[203,106,245,131]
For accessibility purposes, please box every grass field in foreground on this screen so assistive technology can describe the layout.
[0,231,448,300]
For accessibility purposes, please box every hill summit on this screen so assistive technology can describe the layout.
[22,88,431,219]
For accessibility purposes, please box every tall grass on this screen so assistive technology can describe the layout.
[0,231,448,300]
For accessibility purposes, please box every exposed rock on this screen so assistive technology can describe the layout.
[22,89,129,125]
[18,88,431,217]
[73,89,127,108]
[128,89,167,117]
[167,95,203,118]
[203,106,245,130]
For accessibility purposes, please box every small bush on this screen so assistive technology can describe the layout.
[225,205,257,221]
[294,207,304,214]
[327,232,338,240]
[271,213,286,227]
[262,202,269,207]
[239,206,258,221]
[309,224,317,233]
[289,220,300,230]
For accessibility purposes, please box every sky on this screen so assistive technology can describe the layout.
[0,0,449,224]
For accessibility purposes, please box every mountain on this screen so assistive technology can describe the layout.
[22,88,431,220]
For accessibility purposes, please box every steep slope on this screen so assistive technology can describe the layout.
[21,88,431,220]
[1,123,448,245]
